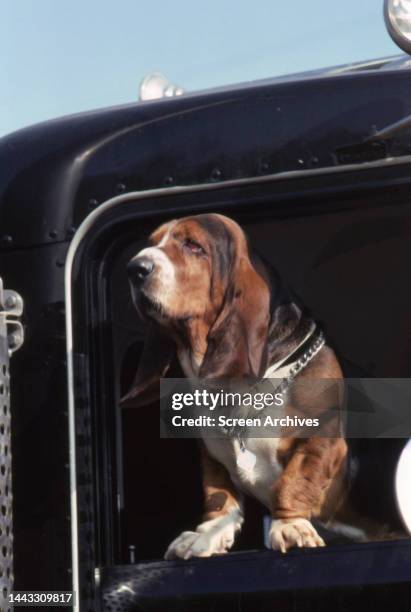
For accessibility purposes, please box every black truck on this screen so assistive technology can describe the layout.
[2,31,411,611]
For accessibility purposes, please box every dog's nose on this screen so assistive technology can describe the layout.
[127,256,155,283]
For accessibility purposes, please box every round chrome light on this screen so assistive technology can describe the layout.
[139,72,184,102]
[384,0,411,54]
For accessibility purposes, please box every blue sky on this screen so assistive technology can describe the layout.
[1,0,399,137]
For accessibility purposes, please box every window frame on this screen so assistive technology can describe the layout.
[65,158,411,609]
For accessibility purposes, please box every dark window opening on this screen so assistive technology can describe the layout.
[104,195,411,566]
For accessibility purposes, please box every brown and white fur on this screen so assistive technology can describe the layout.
[122,213,367,558]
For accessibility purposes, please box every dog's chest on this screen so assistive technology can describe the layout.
[204,437,283,507]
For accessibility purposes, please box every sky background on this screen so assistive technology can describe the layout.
[1,0,400,137]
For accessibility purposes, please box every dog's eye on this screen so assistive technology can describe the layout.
[182,238,206,256]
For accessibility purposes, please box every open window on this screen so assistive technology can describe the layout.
[69,166,411,610]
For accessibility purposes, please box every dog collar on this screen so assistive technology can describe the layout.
[263,323,325,385]
[220,325,326,450]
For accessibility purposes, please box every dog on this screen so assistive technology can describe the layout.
[122,213,368,558]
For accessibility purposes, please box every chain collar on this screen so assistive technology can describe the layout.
[268,330,326,395]
[220,327,326,441]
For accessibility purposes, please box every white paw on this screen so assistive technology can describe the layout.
[269,518,325,553]
[165,511,242,560]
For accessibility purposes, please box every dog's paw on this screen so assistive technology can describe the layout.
[164,512,242,560]
[164,528,233,560]
[269,518,325,553]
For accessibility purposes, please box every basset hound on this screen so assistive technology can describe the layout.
[123,213,366,558]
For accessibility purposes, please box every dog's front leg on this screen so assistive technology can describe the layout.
[165,444,243,560]
[269,437,347,553]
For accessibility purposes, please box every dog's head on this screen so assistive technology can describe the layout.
[127,213,263,324]
[123,214,304,406]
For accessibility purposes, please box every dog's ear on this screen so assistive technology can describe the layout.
[200,251,271,378]
[263,262,311,367]
[120,323,176,408]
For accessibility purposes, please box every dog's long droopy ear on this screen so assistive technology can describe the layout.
[120,324,176,408]
[200,252,271,378]
[263,261,311,366]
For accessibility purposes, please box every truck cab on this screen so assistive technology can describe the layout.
[2,21,411,610]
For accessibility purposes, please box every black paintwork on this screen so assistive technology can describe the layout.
[102,542,411,605]
[2,59,411,251]
[2,57,411,609]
